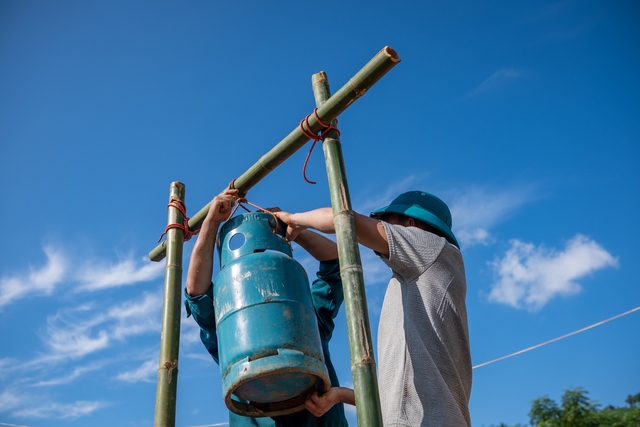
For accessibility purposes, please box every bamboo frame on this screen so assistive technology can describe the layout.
[153,182,186,427]
[151,46,401,427]
[312,71,383,427]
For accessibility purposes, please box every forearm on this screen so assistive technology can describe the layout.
[331,387,355,406]
[186,189,238,296]
[186,216,220,296]
[293,209,389,256]
[291,208,336,234]
[294,230,338,261]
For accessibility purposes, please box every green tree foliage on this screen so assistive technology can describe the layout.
[626,393,640,408]
[518,387,640,427]
[560,387,599,426]
[529,395,561,426]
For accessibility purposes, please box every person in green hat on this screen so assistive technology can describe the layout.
[274,191,472,427]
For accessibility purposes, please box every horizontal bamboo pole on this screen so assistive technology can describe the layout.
[150,46,400,262]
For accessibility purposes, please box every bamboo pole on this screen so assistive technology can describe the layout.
[154,182,186,427]
[150,46,400,262]
[312,72,383,427]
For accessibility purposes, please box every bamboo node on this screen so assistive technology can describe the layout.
[348,79,367,98]
[340,264,364,275]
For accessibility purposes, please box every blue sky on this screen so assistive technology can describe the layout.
[1,1,638,426]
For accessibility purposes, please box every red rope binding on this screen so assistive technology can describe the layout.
[157,197,200,242]
[299,108,341,184]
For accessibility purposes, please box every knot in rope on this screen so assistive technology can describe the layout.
[157,197,199,242]
[226,184,281,234]
[163,359,178,384]
[299,108,340,184]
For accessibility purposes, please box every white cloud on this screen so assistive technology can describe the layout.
[353,175,419,215]
[462,68,523,100]
[76,257,163,291]
[449,185,536,247]
[12,400,106,419]
[0,390,21,412]
[0,387,105,421]
[0,358,12,380]
[488,234,618,310]
[46,321,110,359]
[43,292,161,360]
[115,357,157,383]
[107,292,162,340]
[456,228,492,247]
[0,246,163,310]
[0,246,66,308]
[33,361,107,387]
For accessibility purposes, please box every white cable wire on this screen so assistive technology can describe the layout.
[182,423,229,427]
[473,305,640,370]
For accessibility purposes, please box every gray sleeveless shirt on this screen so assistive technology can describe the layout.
[377,223,472,427]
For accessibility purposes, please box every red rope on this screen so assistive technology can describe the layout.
[299,108,341,184]
[157,198,200,242]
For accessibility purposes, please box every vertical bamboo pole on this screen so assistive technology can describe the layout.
[154,182,186,427]
[312,72,383,427]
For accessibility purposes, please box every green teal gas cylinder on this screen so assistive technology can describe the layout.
[214,212,330,417]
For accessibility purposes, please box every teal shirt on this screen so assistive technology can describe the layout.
[184,259,348,427]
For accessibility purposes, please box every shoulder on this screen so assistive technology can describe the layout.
[382,224,448,281]
[385,223,447,253]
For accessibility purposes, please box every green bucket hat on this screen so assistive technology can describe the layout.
[370,190,459,247]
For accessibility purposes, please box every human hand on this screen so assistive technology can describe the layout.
[207,189,239,223]
[305,387,354,417]
[304,389,338,417]
[273,211,305,242]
